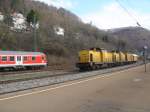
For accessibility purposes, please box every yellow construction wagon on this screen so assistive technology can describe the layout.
[119,52,126,63]
[125,53,134,63]
[132,54,139,62]
[76,48,112,70]
[112,52,120,63]
[76,48,139,70]
[77,48,102,70]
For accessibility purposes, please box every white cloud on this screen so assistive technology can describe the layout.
[35,0,75,9]
[81,3,150,30]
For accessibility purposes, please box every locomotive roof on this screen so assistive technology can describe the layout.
[0,51,45,55]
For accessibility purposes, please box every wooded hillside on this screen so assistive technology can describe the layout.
[0,0,146,68]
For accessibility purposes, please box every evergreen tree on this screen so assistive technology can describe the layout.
[27,9,39,24]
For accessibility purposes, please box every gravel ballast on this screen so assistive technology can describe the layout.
[0,63,143,94]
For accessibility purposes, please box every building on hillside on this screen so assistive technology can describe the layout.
[54,26,65,36]
[10,12,27,31]
[30,22,39,29]
[0,12,4,21]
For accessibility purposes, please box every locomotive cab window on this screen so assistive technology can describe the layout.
[23,56,28,61]
[10,56,14,61]
[32,56,36,61]
[42,56,45,60]
[2,56,7,61]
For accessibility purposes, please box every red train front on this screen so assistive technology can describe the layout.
[0,51,47,70]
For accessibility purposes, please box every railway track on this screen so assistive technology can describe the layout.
[0,69,45,76]
[0,62,144,94]
[0,70,78,84]
[0,62,143,84]
[0,67,69,76]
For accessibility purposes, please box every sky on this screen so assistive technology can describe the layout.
[35,0,150,30]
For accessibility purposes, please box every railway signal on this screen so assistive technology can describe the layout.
[143,46,148,72]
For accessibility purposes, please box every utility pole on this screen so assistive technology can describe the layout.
[143,46,148,72]
[33,14,37,52]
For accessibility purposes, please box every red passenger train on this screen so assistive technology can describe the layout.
[0,51,47,70]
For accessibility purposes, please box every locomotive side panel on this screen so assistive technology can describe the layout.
[119,52,126,62]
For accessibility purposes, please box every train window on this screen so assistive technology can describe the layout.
[10,56,14,61]
[2,56,7,61]
[32,57,36,61]
[42,56,45,60]
[24,56,28,61]
[17,56,21,61]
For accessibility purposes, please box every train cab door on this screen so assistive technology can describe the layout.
[16,56,23,66]
[90,54,93,62]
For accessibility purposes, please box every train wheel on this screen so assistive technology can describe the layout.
[92,64,96,70]
[96,65,99,69]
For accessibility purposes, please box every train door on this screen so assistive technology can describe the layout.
[100,51,104,63]
[16,56,23,65]
[113,53,116,62]
[90,54,93,62]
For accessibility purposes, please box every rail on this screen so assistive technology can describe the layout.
[0,62,144,94]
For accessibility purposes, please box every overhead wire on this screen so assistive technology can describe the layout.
[115,0,141,26]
